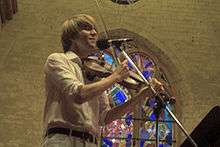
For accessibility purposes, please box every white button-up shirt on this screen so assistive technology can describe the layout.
[43,51,110,136]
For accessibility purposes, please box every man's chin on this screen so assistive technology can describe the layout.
[89,44,98,50]
[90,47,99,53]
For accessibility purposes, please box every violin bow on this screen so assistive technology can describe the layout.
[94,0,120,66]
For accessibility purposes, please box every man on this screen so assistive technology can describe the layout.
[42,14,161,147]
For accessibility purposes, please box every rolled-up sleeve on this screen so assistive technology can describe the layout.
[98,92,111,126]
[44,54,83,100]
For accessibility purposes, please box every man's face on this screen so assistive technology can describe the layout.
[75,25,98,56]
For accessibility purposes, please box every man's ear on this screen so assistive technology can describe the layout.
[70,38,77,45]
[70,39,79,52]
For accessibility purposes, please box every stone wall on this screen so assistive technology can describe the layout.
[0,0,219,146]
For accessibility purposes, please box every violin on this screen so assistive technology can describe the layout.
[82,56,175,103]
[82,56,145,90]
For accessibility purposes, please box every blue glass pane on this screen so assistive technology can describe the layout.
[166,132,173,145]
[126,133,132,147]
[102,137,113,147]
[144,60,153,68]
[115,48,122,56]
[104,53,113,65]
[142,70,153,79]
[128,61,132,69]
[114,90,127,105]
[150,112,156,121]
[140,127,150,139]
[125,113,133,126]
[147,98,157,108]
[164,104,173,145]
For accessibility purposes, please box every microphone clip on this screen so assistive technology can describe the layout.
[96,38,133,50]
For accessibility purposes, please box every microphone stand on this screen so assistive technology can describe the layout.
[110,42,198,147]
[153,95,164,147]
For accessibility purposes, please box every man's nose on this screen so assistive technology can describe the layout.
[90,29,97,35]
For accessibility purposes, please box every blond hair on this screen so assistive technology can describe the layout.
[61,14,97,52]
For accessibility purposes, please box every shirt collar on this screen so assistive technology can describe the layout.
[65,51,82,66]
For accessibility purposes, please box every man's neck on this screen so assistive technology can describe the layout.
[69,48,88,59]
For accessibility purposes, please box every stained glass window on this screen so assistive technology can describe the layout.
[99,48,175,147]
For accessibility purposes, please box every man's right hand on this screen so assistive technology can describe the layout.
[111,60,131,82]
[137,78,164,100]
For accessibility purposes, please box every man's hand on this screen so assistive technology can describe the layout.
[150,77,164,94]
[137,78,164,100]
[111,60,131,82]
[145,78,176,104]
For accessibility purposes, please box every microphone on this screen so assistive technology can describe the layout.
[96,38,133,50]
[108,38,133,43]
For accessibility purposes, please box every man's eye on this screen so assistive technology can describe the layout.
[81,25,93,30]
